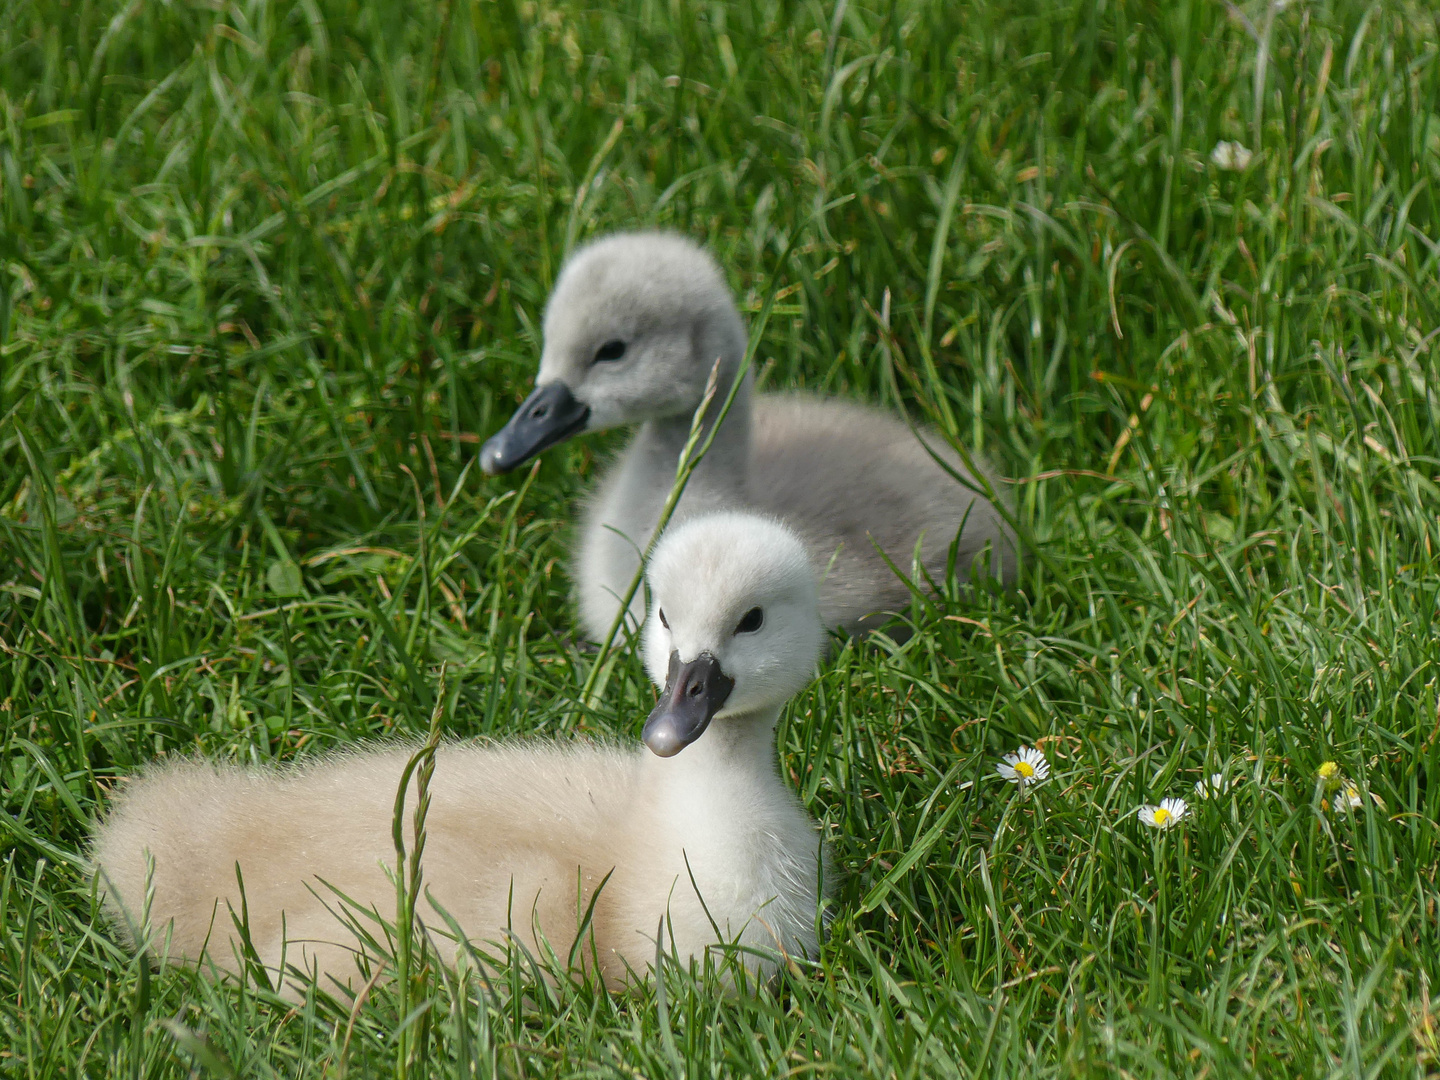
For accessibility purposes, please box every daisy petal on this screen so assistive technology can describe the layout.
[1138,798,1188,829]
[996,746,1050,789]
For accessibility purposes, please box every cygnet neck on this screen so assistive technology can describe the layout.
[643,704,781,783]
[635,362,753,502]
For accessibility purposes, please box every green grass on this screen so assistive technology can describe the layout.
[3,0,1440,1074]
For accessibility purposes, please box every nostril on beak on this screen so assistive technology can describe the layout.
[531,404,549,419]
[687,681,703,698]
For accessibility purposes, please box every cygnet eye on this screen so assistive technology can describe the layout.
[594,339,627,363]
[658,608,669,629]
[734,606,763,634]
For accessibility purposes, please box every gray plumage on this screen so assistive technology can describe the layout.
[482,231,1017,640]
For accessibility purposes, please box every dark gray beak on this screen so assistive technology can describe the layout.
[480,382,590,475]
[642,651,735,757]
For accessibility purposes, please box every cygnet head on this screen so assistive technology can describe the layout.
[640,512,822,758]
[480,232,747,475]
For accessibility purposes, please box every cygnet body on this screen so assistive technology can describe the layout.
[90,513,827,993]
[480,231,1017,641]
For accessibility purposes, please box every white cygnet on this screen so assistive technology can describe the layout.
[90,512,828,994]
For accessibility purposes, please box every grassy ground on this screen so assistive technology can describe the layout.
[3,0,1440,1074]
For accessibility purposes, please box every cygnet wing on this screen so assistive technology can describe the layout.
[747,394,1015,629]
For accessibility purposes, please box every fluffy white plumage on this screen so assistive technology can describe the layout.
[90,512,828,995]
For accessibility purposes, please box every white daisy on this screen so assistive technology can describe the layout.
[1137,797,1189,830]
[1194,773,1230,798]
[996,746,1049,789]
[1210,140,1253,171]
[1332,782,1364,813]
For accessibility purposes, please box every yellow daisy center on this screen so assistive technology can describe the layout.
[1152,807,1171,825]
[1015,761,1035,779]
